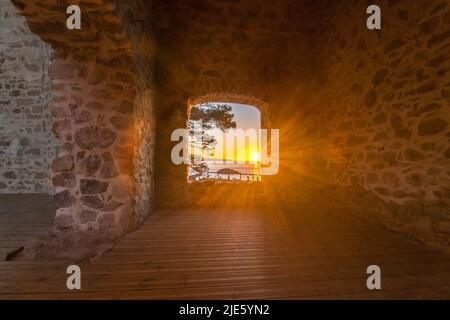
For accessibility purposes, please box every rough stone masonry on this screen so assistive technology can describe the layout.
[5,0,156,235]
[0,0,57,194]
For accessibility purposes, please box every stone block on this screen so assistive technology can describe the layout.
[80,179,109,194]
[80,210,98,224]
[52,155,74,172]
[54,190,75,209]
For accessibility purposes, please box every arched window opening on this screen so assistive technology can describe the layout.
[187,102,262,182]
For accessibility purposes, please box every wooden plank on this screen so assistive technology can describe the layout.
[1,195,449,299]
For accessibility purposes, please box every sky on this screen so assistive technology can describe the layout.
[226,102,261,131]
[190,102,262,163]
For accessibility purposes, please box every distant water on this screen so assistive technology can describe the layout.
[206,163,260,175]
[189,161,261,181]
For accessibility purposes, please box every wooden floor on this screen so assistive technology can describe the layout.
[0,194,449,299]
[0,194,55,261]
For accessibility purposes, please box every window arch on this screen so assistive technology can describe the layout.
[187,94,269,183]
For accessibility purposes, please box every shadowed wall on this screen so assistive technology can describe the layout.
[152,0,450,248]
[0,0,57,194]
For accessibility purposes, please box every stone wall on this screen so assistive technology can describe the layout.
[151,0,325,208]
[50,56,137,233]
[151,0,449,248]
[11,0,157,234]
[119,0,157,225]
[0,0,57,194]
[305,0,450,247]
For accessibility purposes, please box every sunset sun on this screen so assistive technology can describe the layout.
[251,152,260,163]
